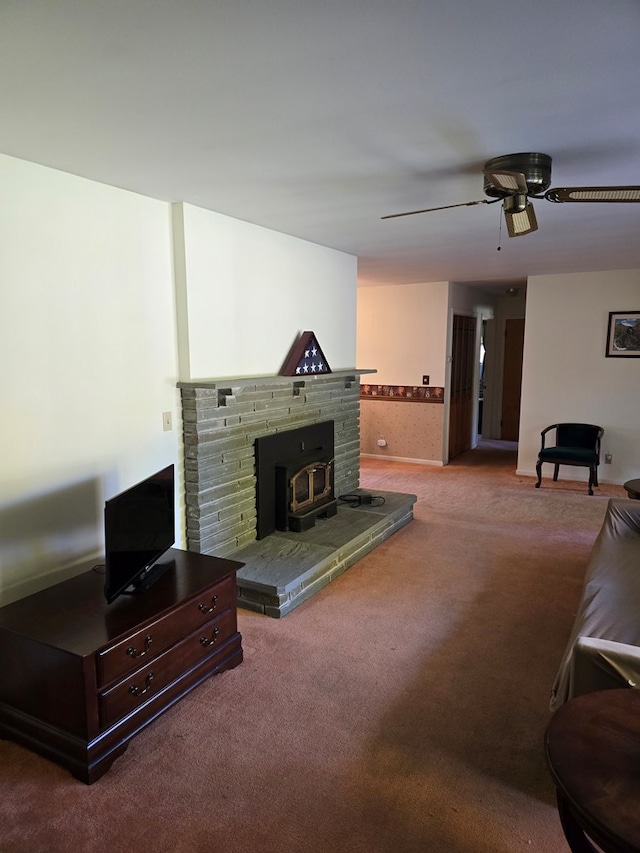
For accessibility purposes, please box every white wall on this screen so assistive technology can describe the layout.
[450,283,496,319]
[0,156,359,605]
[174,203,357,380]
[0,154,179,603]
[518,269,640,484]
[357,281,498,462]
[356,281,449,386]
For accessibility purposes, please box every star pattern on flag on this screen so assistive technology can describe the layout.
[295,338,328,374]
[279,331,332,376]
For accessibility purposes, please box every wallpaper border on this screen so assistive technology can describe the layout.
[360,384,445,403]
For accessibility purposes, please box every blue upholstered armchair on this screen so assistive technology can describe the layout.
[535,423,604,496]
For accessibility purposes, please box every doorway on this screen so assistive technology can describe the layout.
[501,318,525,441]
[480,290,527,444]
[449,314,477,460]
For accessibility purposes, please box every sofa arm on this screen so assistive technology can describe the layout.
[570,636,640,700]
[603,498,640,537]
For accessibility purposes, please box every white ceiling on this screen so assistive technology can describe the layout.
[2,0,640,292]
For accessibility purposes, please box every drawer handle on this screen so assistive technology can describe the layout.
[128,672,154,696]
[126,635,153,658]
[200,627,220,647]
[198,594,218,614]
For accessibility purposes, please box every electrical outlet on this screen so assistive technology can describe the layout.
[162,411,173,432]
[605,452,612,464]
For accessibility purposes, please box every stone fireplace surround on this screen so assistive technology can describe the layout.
[179,370,416,616]
[179,371,366,555]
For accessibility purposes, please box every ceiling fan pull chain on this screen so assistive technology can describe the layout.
[497,204,503,251]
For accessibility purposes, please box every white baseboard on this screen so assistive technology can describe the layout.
[361,453,444,467]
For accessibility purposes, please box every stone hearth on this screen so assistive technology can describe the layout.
[233,489,416,617]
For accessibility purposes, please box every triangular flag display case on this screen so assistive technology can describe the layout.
[279,331,332,376]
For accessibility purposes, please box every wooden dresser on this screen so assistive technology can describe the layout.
[0,548,244,783]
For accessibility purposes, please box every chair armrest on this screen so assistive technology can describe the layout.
[595,430,602,458]
[539,424,557,451]
[571,636,640,699]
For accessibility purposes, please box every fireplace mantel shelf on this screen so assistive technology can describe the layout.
[177,368,376,390]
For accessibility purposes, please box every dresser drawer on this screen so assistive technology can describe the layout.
[98,607,237,728]
[96,574,236,687]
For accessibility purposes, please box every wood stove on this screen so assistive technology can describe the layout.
[255,421,338,539]
[288,461,332,514]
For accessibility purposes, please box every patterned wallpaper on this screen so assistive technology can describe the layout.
[359,397,444,462]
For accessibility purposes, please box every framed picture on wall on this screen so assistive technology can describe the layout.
[606,311,640,357]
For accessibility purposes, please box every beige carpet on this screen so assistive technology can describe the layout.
[0,443,625,853]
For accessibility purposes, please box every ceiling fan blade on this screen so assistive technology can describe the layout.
[381,198,497,220]
[484,168,529,194]
[545,186,640,203]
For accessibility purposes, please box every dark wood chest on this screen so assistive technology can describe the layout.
[0,548,243,783]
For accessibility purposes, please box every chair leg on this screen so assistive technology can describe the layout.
[593,466,599,487]
[553,464,560,482]
[535,459,542,488]
[588,467,594,496]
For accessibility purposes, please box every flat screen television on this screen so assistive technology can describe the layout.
[103,464,176,604]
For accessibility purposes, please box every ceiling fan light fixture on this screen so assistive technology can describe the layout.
[504,200,538,237]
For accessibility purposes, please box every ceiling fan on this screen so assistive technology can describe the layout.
[381,152,640,237]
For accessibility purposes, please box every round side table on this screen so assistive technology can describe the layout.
[623,478,640,499]
[545,689,640,852]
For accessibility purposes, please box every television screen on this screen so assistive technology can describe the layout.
[104,464,175,604]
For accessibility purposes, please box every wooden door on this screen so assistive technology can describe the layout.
[449,314,476,460]
[501,318,525,441]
